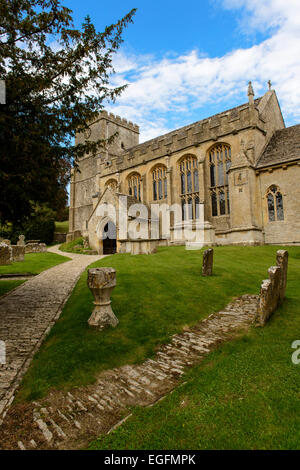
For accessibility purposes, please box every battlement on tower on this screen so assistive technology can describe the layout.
[99,110,139,134]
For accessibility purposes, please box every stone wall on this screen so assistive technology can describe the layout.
[258,164,300,244]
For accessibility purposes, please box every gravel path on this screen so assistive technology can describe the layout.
[0,246,103,424]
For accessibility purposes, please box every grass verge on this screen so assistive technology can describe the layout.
[0,280,25,297]
[55,221,69,233]
[15,244,300,404]
[88,286,300,450]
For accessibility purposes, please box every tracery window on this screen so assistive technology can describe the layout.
[179,155,200,220]
[266,185,284,221]
[208,143,231,216]
[152,166,167,201]
[105,179,118,191]
[128,173,141,201]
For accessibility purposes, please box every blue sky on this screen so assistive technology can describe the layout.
[62,0,300,142]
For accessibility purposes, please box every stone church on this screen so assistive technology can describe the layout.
[68,83,300,254]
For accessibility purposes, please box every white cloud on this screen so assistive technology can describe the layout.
[108,0,300,142]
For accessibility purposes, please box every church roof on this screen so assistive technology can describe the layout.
[257,124,300,169]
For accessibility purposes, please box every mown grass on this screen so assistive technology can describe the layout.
[88,260,300,449]
[15,244,299,405]
[0,279,25,297]
[59,237,91,254]
[55,220,69,233]
[0,252,70,296]
[0,252,70,276]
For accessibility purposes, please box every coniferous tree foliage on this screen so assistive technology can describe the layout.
[0,0,136,228]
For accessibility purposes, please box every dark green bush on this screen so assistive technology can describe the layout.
[23,203,55,245]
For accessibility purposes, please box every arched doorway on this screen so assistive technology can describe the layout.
[102,221,117,254]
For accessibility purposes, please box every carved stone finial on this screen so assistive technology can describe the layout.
[268,79,272,91]
[248,81,254,105]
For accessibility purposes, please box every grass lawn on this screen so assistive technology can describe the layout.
[88,268,300,450]
[15,244,300,407]
[0,252,70,296]
[59,237,95,254]
[55,220,69,233]
[0,279,25,297]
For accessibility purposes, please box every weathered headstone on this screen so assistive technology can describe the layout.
[0,244,12,265]
[11,245,25,262]
[202,248,213,276]
[276,249,288,304]
[17,235,25,246]
[87,267,118,330]
[83,238,89,250]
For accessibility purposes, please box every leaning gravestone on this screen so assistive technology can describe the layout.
[276,249,288,304]
[202,248,214,276]
[256,249,289,326]
[87,267,119,330]
[0,243,12,265]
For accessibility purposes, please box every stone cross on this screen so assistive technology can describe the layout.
[17,234,25,246]
[202,248,214,276]
[87,267,119,330]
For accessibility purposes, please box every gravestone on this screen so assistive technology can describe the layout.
[256,250,289,326]
[276,250,288,304]
[87,267,118,330]
[17,235,25,246]
[25,242,47,253]
[202,248,214,276]
[11,245,25,262]
[0,244,12,265]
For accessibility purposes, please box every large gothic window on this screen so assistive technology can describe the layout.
[208,143,231,216]
[152,166,167,201]
[128,173,141,201]
[179,155,200,220]
[266,185,284,221]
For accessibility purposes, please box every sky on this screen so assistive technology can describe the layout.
[62,0,300,142]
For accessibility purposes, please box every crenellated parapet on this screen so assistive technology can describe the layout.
[99,99,266,176]
[99,110,139,134]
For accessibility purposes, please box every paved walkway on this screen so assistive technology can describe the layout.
[0,246,103,424]
[0,293,259,450]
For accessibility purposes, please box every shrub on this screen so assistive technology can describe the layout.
[23,203,55,245]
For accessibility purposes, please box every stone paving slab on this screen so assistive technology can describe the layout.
[0,246,103,424]
[0,294,259,450]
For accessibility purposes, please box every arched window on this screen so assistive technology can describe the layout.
[152,165,167,201]
[105,179,118,191]
[266,185,284,221]
[179,155,200,220]
[128,173,141,201]
[208,143,231,216]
